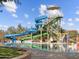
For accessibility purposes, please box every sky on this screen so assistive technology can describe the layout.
[0,0,79,31]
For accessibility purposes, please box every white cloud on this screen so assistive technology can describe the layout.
[68,22,74,26]
[32,8,35,11]
[68,18,73,21]
[76,6,79,9]
[27,22,31,25]
[2,1,17,13]
[15,20,23,23]
[75,18,79,21]
[27,22,32,28]
[61,21,65,27]
[0,25,8,31]
[24,14,29,19]
[39,4,47,15]
[12,14,18,18]
[76,10,79,15]
[61,21,65,25]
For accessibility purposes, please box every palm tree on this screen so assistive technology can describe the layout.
[0,0,21,12]
[0,0,3,3]
[0,0,20,4]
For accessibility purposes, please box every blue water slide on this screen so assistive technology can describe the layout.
[4,28,37,38]
[4,28,37,42]
[4,16,48,42]
[35,16,48,29]
[35,16,47,22]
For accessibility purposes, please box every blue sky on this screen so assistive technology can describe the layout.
[0,0,79,31]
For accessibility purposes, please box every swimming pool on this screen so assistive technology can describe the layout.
[4,42,69,52]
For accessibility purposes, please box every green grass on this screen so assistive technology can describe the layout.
[0,47,22,58]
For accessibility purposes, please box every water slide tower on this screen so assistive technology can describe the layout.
[47,5,63,43]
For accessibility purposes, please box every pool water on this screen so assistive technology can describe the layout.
[4,43,67,52]
[4,42,79,53]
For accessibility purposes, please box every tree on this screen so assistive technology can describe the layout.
[67,30,78,43]
[16,24,26,33]
[59,27,65,33]
[0,29,4,32]
[0,0,20,4]
[0,0,2,3]
[5,24,26,34]
[0,0,21,12]
[7,26,17,34]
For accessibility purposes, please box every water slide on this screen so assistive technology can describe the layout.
[4,14,63,43]
[21,32,48,41]
[4,16,48,42]
[4,15,62,43]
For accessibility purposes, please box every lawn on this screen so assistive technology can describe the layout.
[0,47,22,59]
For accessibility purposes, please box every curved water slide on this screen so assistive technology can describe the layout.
[4,15,62,43]
[4,16,48,43]
[20,16,62,41]
[21,32,48,41]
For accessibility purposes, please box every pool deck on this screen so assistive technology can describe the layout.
[2,43,79,59]
[26,48,79,59]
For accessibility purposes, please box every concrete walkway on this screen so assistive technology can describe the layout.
[26,48,79,59]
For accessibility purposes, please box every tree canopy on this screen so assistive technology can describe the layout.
[5,24,26,34]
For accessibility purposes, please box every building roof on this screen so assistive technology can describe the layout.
[66,30,78,32]
[47,5,60,10]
